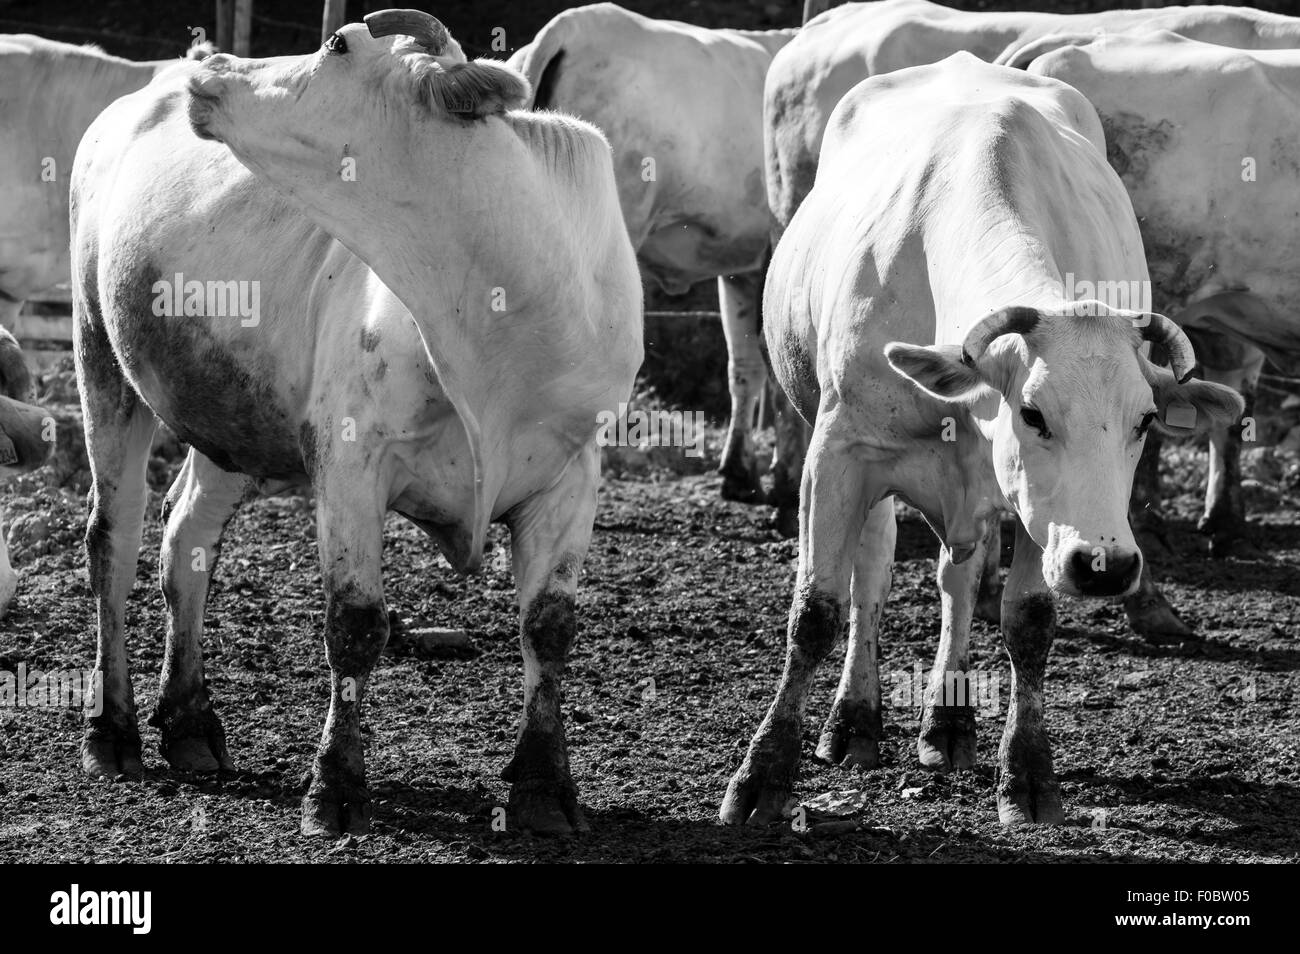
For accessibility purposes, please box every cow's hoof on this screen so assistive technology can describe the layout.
[81,726,144,780]
[918,724,977,773]
[0,569,18,621]
[151,704,234,773]
[816,701,881,769]
[1123,590,1194,643]
[720,758,798,825]
[508,784,588,835]
[1204,531,1266,561]
[719,465,764,505]
[771,504,799,540]
[301,788,372,838]
[997,786,1065,825]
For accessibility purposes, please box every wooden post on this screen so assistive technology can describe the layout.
[322,0,348,43]
[233,0,252,56]
[803,0,839,24]
[215,0,233,52]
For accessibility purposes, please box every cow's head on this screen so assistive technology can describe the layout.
[885,305,1242,598]
[186,9,528,213]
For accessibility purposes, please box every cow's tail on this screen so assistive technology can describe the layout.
[508,13,576,109]
[0,326,32,402]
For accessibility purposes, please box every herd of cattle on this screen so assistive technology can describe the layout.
[0,0,1296,835]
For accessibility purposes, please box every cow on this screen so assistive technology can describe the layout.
[70,9,642,837]
[508,4,796,503]
[1027,32,1300,561]
[721,54,1241,826]
[0,34,212,326]
[761,0,1300,636]
[0,326,55,615]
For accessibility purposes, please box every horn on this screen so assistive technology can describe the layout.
[364,9,451,53]
[1137,313,1196,384]
[960,306,1042,366]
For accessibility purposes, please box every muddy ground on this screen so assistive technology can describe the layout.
[0,416,1296,864]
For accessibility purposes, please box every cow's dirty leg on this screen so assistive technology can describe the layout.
[996,521,1064,825]
[717,272,766,504]
[1123,563,1192,643]
[77,315,158,780]
[301,483,388,837]
[1198,359,1264,559]
[816,497,895,770]
[500,445,599,834]
[150,451,252,773]
[973,517,1003,623]
[918,524,987,773]
[723,421,864,824]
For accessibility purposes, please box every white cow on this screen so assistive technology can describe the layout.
[1028,32,1300,559]
[509,4,796,503]
[762,0,1300,635]
[0,34,212,323]
[722,55,1241,826]
[71,10,641,836]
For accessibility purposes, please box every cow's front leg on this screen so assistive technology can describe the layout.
[996,520,1063,825]
[149,451,252,772]
[301,477,388,837]
[974,517,1003,623]
[501,445,600,834]
[816,497,895,769]
[717,272,766,504]
[723,420,865,823]
[918,520,990,773]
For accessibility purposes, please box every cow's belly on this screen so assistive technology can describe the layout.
[100,265,306,478]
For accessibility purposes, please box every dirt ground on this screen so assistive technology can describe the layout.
[0,423,1296,864]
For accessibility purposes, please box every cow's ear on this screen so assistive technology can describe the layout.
[421,59,529,119]
[885,342,991,403]
[1149,368,1244,435]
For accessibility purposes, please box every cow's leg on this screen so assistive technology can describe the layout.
[768,385,811,539]
[815,496,895,769]
[717,272,766,504]
[918,525,989,773]
[722,421,865,824]
[301,474,388,837]
[149,451,252,772]
[973,517,1002,623]
[996,520,1063,825]
[1198,356,1264,559]
[77,316,158,779]
[1129,429,1168,553]
[501,445,599,834]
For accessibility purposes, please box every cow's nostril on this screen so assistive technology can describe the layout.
[1070,548,1095,580]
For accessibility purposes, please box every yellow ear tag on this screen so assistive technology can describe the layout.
[1164,402,1197,430]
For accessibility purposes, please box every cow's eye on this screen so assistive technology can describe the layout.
[325,33,348,54]
[1020,405,1051,439]
[1136,410,1158,438]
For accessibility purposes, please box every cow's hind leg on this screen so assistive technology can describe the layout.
[918,523,990,773]
[768,385,811,539]
[996,520,1063,825]
[717,272,766,503]
[301,472,388,837]
[76,306,158,779]
[722,416,865,824]
[816,497,895,769]
[1198,355,1265,559]
[149,450,253,772]
[501,445,600,834]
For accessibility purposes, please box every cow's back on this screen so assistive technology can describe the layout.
[0,36,158,300]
